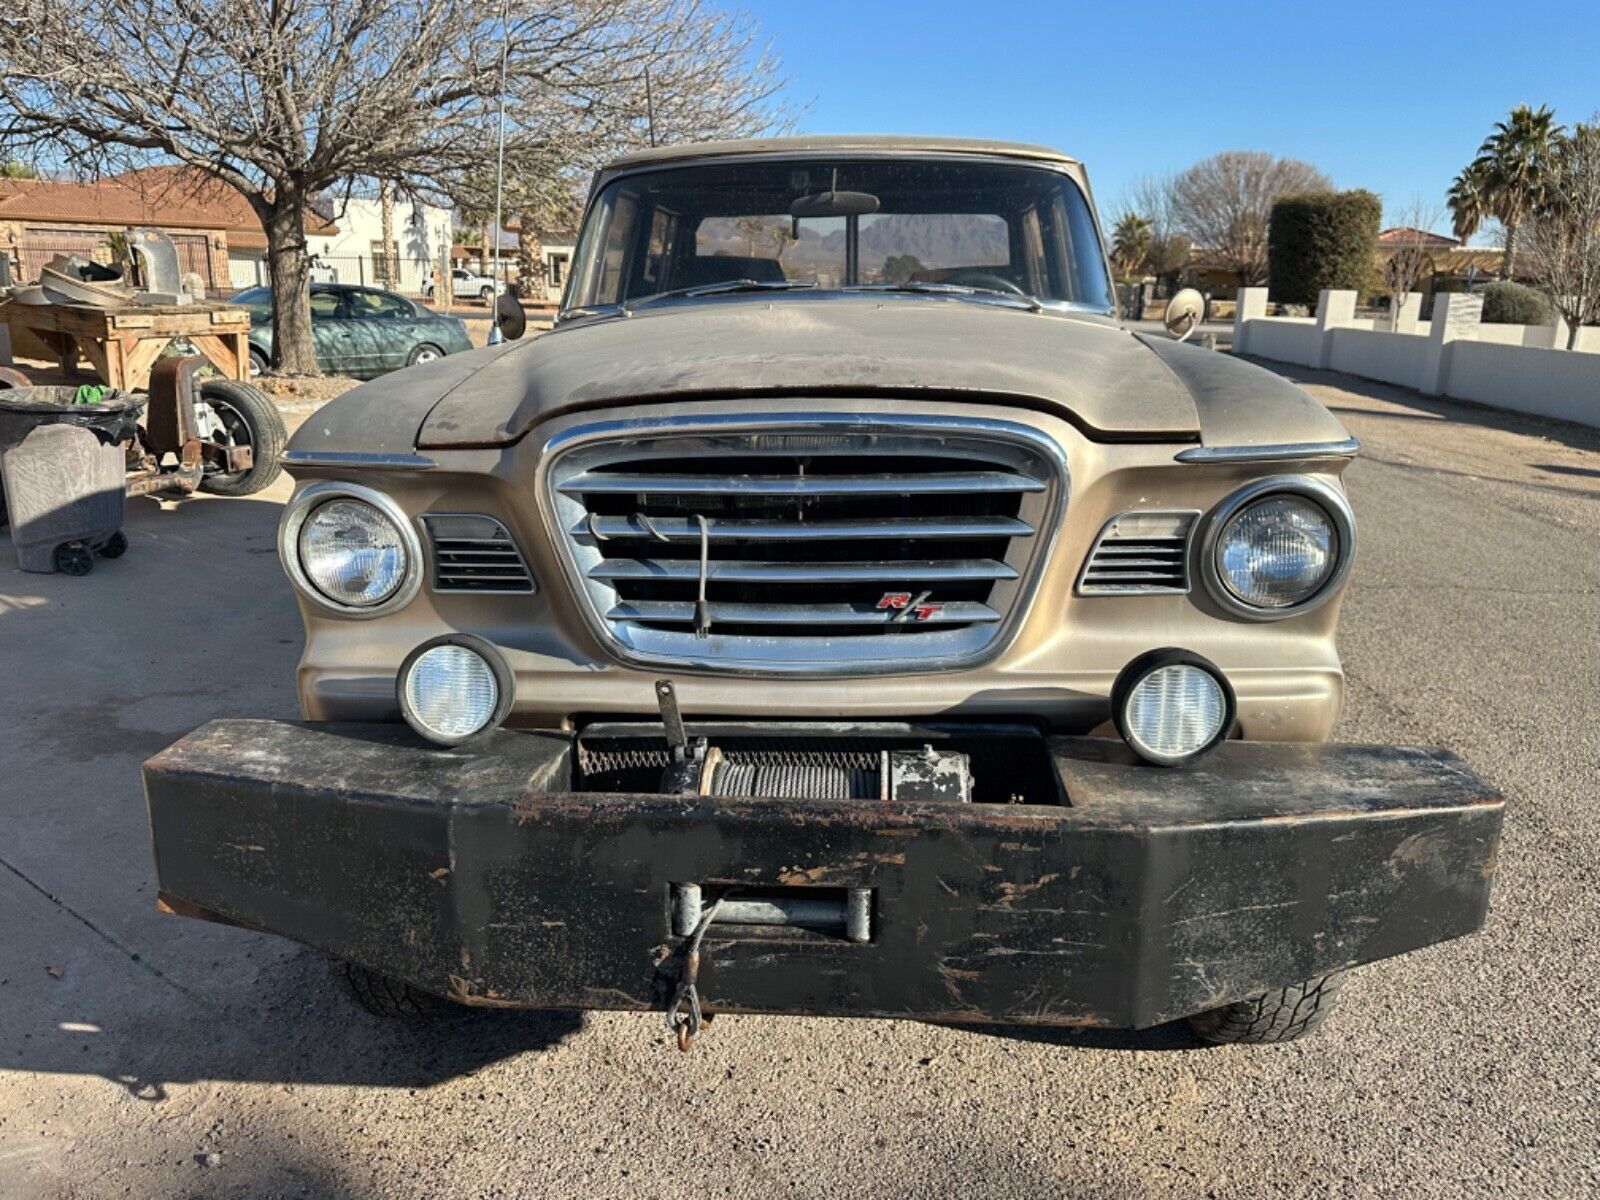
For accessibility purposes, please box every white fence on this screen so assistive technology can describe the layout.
[1234,288,1600,428]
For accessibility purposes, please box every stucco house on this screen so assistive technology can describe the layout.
[0,166,337,296]
[296,194,455,295]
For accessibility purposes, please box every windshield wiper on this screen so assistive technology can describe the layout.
[845,281,1042,312]
[633,278,818,307]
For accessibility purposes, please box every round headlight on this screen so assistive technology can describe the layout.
[1216,495,1336,608]
[1112,649,1234,767]
[298,499,407,608]
[398,637,511,745]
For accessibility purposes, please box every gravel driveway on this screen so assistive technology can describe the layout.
[0,363,1595,1199]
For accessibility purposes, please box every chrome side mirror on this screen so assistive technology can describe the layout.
[495,291,527,341]
[1163,288,1205,341]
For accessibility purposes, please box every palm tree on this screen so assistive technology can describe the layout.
[1470,104,1562,277]
[1111,212,1153,278]
[1447,162,1491,243]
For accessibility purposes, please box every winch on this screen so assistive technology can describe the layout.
[651,679,973,803]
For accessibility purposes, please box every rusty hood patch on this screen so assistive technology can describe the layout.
[414,297,1203,448]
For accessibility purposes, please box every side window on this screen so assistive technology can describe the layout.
[642,209,679,289]
[595,189,640,303]
[309,290,343,320]
[347,289,410,320]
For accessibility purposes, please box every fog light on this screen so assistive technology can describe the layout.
[1112,649,1234,767]
[397,636,512,746]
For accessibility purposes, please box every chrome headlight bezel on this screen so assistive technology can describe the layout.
[279,481,423,617]
[1198,476,1355,620]
[396,634,514,746]
[1111,647,1236,767]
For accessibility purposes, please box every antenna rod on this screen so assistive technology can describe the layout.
[487,0,510,345]
[644,64,656,148]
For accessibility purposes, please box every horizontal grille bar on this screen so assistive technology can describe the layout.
[607,600,1001,626]
[579,514,1034,542]
[589,558,1018,584]
[558,470,1045,497]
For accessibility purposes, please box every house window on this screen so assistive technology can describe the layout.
[370,240,399,286]
[548,252,568,287]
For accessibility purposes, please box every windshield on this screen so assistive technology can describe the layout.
[566,157,1112,312]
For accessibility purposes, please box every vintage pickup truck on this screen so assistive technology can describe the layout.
[144,137,1501,1049]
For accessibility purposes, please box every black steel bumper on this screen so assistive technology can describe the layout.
[143,721,1501,1028]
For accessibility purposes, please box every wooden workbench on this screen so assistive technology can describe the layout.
[0,299,250,389]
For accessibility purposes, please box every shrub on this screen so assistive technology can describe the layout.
[1267,190,1382,307]
[1480,280,1551,325]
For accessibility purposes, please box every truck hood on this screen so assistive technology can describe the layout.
[288,296,1350,458]
[415,297,1201,447]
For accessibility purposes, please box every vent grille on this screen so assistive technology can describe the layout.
[422,514,536,593]
[545,418,1065,673]
[1077,511,1195,594]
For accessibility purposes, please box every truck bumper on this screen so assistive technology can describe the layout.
[143,720,1501,1029]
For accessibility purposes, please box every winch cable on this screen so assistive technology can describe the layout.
[666,891,729,1052]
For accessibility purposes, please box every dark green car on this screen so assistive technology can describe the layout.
[232,283,473,379]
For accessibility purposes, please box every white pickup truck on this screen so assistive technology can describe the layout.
[422,266,506,303]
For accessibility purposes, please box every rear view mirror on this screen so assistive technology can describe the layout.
[495,291,527,341]
[790,190,880,219]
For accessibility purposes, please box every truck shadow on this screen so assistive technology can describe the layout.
[21,945,587,1101]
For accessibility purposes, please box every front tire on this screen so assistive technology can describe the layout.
[338,961,462,1019]
[479,285,494,303]
[247,347,268,379]
[406,343,444,367]
[1187,972,1345,1045]
[196,379,286,497]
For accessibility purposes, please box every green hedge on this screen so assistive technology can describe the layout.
[1480,280,1551,325]
[1267,190,1381,307]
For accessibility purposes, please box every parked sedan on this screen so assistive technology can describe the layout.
[233,283,472,379]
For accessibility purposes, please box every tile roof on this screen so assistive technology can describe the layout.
[0,166,337,249]
[1378,227,1459,248]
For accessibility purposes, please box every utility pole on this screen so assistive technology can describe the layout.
[487,0,510,345]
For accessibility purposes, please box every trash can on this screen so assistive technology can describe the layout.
[0,387,142,575]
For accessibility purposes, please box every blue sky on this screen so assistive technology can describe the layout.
[757,1,1600,240]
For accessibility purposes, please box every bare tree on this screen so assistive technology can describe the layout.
[1381,197,1445,329]
[1173,151,1332,285]
[1524,116,1600,350]
[1123,173,1190,290]
[0,1,788,372]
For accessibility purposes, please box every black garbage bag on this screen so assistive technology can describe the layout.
[0,386,148,450]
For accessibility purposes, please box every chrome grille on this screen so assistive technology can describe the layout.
[422,514,536,593]
[544,416,1067,674]
[1077,510,1196,594]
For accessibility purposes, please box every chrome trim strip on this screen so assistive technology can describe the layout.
[1075,509,1199,596]
[608,600,1002,627]
[282,450,437,471]
[1173,438,1361,464]
[580,514,1035,541]
[1197,476,1357,621]
[589,557,1018,584]
[536,411,1070,678]
[558,469,1045,496]
[277,482,425,619]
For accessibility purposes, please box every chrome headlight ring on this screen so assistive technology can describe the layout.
[1198,475,1355,621]
[278,480,424,618]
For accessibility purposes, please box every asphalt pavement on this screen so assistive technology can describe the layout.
[0,361,1595,1199]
